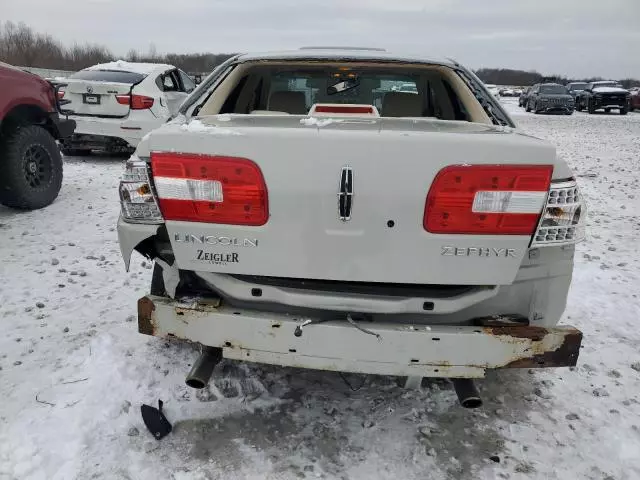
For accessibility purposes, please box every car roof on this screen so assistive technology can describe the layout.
[84,60,174,75]
[540,83,563,87]
[235,48,456,67]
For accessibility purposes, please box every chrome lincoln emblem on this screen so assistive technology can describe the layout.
[338,166,353,221]
[87,86,93,93]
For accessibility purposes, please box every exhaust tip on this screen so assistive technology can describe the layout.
[451,378,483,409]
[460,397,483,409]
[185,347,223,390]
[185,378,207,389]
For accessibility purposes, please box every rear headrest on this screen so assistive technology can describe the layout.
[382,92,423,117]
[268,91,307,115]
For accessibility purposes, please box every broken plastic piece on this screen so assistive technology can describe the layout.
[141,400,172,440]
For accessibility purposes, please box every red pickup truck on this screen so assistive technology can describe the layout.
[0,62,75,209]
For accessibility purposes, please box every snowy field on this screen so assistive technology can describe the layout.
[1,99,640,480]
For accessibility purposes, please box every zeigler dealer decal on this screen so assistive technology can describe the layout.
[196,250,239,265]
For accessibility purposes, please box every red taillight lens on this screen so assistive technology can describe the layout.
[424,165,553,235]
[115,94,130,105]
[116,94,154,109]
[131,94,154,110]
[57,90,65,100]
[151,152,269,225]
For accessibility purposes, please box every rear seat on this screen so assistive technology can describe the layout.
[382,92,424,117]
[268,91,307,114]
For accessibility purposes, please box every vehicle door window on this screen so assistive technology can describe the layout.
[158,71,179,92]
[178,70,196,93]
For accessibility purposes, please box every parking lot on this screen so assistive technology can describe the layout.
[1,100,640,480]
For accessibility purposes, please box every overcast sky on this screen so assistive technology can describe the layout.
[4,0,640,78]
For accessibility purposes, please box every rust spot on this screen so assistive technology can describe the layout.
[484,325,549,342]
[503,330,583,368]
[137,296,156,336]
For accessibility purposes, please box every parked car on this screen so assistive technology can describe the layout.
[0,62,75,209]
[512,88,523,97]
[575,81,630,115]
[526,83,574,114]
[499,88,514,97]
[118,49,584,408]
[628,87,640,111]
[519,86,534,107]
[59,61,195,155]
[485,84,500,98]
[566,82,588,102]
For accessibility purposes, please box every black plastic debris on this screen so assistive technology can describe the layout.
[141,400,172,440]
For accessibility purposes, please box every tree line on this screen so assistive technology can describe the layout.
[0,22,234,74]
[475,68,639,89]
[1,21,638,87]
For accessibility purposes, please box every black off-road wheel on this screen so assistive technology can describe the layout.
[587,99,596,114]
[0,125,63,210]
[525,101,532,112]
[620,106,628,115]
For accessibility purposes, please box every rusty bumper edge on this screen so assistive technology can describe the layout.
[136,295,583,370]
[138,296,156,336]
[485,325,583,368]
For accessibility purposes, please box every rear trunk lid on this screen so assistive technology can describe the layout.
[63,78,137,118]
[146,116,561,286]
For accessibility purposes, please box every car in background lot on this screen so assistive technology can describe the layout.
[485,84,500,97]
[499,87,514,97]
[628,87,640,111]
[59,61,195,155]
[526,83,574,114]
[519,86,534,107]
[0,62,75,209]
[566,82,588,102]
[575,81,629,115]
[118,49,585,407]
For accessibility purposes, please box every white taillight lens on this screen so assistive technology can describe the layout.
[154,177,224,202]
[472,191,547,214]
[119,157,163,223]
[531,180,585,247]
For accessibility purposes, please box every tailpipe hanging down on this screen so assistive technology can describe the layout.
[185,347,223,389]
[451,379,483,409]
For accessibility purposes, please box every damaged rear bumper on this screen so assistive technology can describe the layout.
[138,295,582,378]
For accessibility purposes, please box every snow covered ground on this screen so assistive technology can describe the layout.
[1,102,640,480]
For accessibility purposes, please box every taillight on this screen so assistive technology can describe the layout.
[119,157,163,223]
[57,90,65,100]
[532,180,585,246]
[424,165,553,235]
[151,152,269,226]
[115,94,154,109]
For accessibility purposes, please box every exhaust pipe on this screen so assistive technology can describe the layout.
[451,379,483,409]
[185,347,223,389]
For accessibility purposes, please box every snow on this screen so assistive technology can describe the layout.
[2,106,640,480]
[180,119,242,135]
[592,87,628,94]
[85,60,173,75]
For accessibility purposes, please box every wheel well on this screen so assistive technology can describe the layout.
[1,104,57,138]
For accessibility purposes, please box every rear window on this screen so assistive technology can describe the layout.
[540,85,568,94]
[217,65,473,121]
[69,69,146,84]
